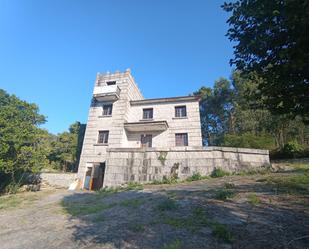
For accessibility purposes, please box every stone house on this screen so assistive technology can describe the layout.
[77,69,202,189]
[77,69,269,190]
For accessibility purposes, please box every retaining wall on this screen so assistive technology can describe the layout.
[104,146,270,187]
[40,173,77,188]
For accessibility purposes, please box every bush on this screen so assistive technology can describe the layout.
[221,133,275,150]
[186,172,208,182]
[282,141,303,158]
[211,168,230,178]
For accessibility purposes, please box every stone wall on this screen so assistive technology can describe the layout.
[40,173,77,188]
[103,146,270,187]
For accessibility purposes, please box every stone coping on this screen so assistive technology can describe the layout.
[106,146,269,155]
[130,96,199,105]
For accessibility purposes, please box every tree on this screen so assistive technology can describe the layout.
[222,0,309,122]
[48,121,86,172]
[0,89,47,192]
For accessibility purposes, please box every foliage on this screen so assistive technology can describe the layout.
[194,71,308,151]
[48,121,86,172]
[247,193,261,206]
[263,173,309,195]
[222,133,275,150]
[156,198,178,212]
[186,172,208,182]
[0,89,47,193]
[211,168,230,178]
[282,141,304,158]
[222,0,309,121]
[157,151,168,165]
[214,189,236,200]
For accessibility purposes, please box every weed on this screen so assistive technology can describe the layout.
[211,168,230,178]
[214,189,236,200]
[211,222,234,243]
[247,193,261,206]
[157,151,168,166]
[224,182,235,189]
[163,240,181,249]
[156,198,178,212]
[186,172,209,182]
[263,174,309,195]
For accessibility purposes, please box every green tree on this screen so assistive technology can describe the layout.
[0,89,47,192]
[222,0,309,122]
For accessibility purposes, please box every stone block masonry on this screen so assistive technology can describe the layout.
[103,146,270,187]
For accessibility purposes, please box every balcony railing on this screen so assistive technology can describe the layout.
[93,85,120,101]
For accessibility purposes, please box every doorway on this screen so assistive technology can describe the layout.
[141,134,152,148]
[84,162,106,190]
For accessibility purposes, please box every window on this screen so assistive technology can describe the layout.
[106,81,116,85]
[175,106,187,118]
[143,108,153,119]
[98,131,109,144]
[175,133,188,146]
[102,104,113,116]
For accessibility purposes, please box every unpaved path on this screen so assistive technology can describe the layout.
[0,173,308,249]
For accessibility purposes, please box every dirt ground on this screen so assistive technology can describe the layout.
[0,170,308,249]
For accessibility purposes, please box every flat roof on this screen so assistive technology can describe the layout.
[130,95,199,105]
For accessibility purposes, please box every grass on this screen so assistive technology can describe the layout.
[263,173,309,195]
[96,182,143,196]
[161,207,234,243]
[156,198,178,212]
[186,172,209,182]
[211,168,231,178]
[119,198,145,208]
[211,222,234,243]
[61,199,116,216]
[0,190,50,210]
[163,240,181,249]
[128,223,145,233]
[247,193,261,206]
[214,188,236,200]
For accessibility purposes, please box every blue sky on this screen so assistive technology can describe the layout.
[0,0,234,134]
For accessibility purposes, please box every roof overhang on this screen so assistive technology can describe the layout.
[124,121,168,132]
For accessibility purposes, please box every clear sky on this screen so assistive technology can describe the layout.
[0,0,234,134]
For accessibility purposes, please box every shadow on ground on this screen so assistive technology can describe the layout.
[61,176,309,249]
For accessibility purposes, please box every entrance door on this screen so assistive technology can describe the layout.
[141,134,152,148]
[92,163,106,190]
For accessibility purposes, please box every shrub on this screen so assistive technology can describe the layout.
[247,193,261,206]
[214,189,236,200]
[186,172,208,182]
[156,198,178,212]
[282,141,303,158]
[221,133,275,150]
[211,168,230,178]
[211,222,234,243]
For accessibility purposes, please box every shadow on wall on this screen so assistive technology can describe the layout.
[61,180,309,249]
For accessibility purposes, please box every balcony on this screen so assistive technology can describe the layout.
[93,85,120,101]
[124,120,168,132]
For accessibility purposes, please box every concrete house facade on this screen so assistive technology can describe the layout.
[77,69,202,190]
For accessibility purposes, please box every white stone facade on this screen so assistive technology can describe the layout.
[77,69,203,189]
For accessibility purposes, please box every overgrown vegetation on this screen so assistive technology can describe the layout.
[0,89,86,194]
[186,172,209,182]
[211,168,230,178]
[247,193,261,206]
[263,174,309,195]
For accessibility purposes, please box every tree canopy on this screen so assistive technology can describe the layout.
[222,0,309,121]
[0,89,86,193]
